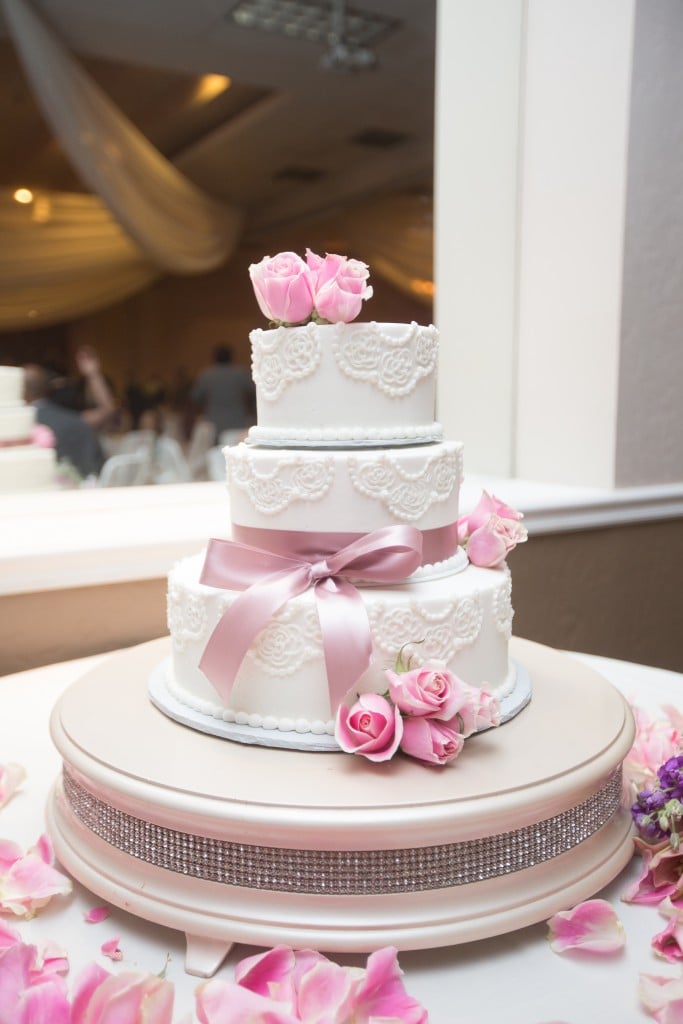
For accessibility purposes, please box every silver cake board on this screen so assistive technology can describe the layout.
[147,658,532,752]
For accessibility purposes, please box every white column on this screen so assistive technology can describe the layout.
[515,1,635,487]
[435,0,637,488]
[434,0,524,476]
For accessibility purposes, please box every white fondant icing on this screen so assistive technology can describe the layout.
[249,322,439,446]
[227,441,464,534]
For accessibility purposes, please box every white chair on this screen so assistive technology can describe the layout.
[206,446,227,482]
[117,429,156,457]
[98,452,151,487]
[218,428,246,448]
[186,419,216,481]
[152,436,192,485]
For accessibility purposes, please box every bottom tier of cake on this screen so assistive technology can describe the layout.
[46,636,635,977]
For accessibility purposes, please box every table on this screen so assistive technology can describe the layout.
[1,646,682,1022]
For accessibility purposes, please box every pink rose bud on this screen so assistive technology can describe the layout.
[386,665,466,721]
[335,693,403,762]
[457,687,501,738]
[400,717,464,766]
[466,514,528,568]
[460,490,523,535]
[248,252,315,325]
[307,249,373,323]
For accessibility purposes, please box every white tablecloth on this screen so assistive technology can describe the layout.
[1,648,682,1023]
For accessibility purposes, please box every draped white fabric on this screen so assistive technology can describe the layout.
[0,190,161,330]
[343,193,434,306]
[1,0,242,277]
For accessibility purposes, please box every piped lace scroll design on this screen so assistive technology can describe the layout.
[251,325,321,401]
[247,605,323,677]
[369,595,484,665]
[347,447,462,522]
[167,581,210,653]
[494,567,514,636]
[229,451,334,514]
[332,322,438,397]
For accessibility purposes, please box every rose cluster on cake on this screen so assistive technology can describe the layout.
[335,644,501,766]
[249,249,373,326]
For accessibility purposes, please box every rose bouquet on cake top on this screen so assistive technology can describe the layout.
[335,643,501,766]
[249,249,373,326]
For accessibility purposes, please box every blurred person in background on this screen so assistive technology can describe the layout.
[24,363,105,479]
[47,345,118,433]
[190,344,254,444]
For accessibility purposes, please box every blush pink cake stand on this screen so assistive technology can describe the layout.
[46,636,634,979]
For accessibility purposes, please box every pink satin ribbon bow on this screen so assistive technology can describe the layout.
[199,525,423,712]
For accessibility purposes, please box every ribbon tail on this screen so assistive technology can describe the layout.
[199,564,310,705]
[315,578,373,711]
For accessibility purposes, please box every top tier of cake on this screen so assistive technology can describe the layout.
[0,366,36,443]
[247,321,442,448]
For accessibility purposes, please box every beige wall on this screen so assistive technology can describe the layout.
[510,518,683,673]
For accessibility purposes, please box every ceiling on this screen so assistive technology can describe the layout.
[0,0,436,242]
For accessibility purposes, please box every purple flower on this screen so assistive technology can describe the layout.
[659,755,683,796]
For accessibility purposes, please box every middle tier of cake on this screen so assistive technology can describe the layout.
[226,440,464,567]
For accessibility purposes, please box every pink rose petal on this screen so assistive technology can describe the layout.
[0,836,72,918]
[652,916,683,963]
[84,905,110,924]
[639,972,683,1022]
[547,899,625,954]
[0,763,26,809]
[71,965,174,1023]
[195,978,300,1023]
[101,936,123,961]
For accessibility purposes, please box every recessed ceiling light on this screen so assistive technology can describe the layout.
[227,0,398,49]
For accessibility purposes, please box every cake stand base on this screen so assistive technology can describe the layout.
[46,636,635,978]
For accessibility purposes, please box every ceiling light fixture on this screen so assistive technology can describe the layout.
[13,188,34,204]
[228,0,397,72]
[193,73,232,104]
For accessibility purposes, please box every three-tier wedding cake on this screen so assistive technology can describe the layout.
[156,251,528,760]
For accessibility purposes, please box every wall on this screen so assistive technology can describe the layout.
[616,0,683,485]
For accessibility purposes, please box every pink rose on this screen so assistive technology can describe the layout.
[30,424,55,449]
[624,707,683,794]
[466,514,527,568]
[386,664,466,720]
[70,963,174,1024]
[400,717,464,766]
[249,252,315,325]
[306,249,373,323]
[335,693,402,762]
[457,490,527,567]
[459,490,523,537]
[457,687,502,738]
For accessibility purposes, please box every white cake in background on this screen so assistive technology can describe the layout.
[0,366,56,493]
[165,319,521,743]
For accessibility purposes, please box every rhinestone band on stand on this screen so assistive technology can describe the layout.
[62,765,622,896]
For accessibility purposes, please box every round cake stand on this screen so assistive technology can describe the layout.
[46,636,635,978]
